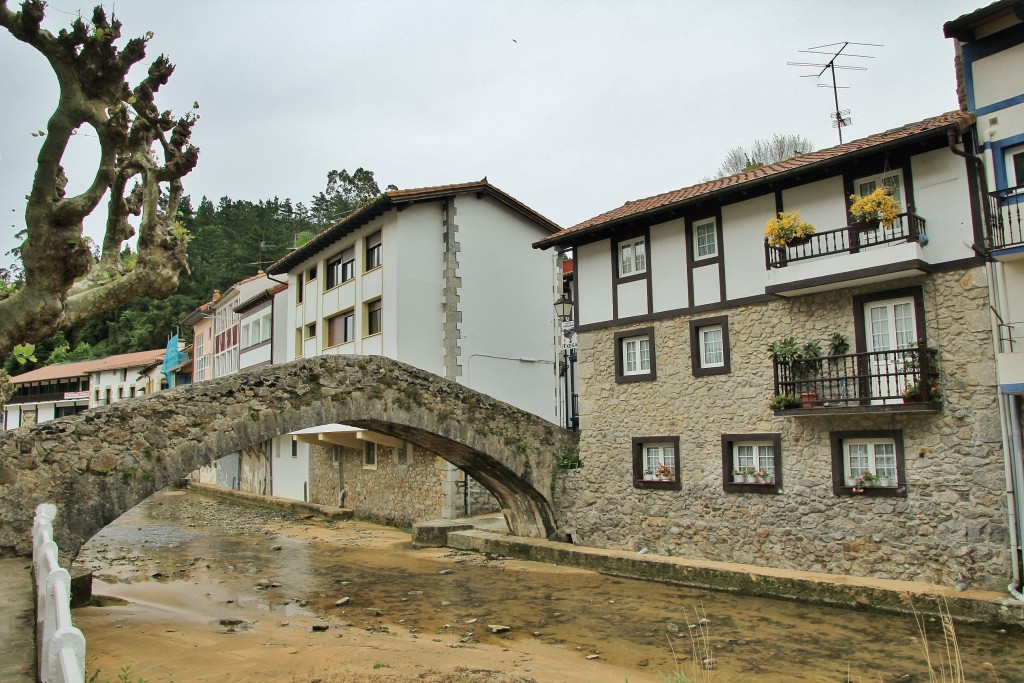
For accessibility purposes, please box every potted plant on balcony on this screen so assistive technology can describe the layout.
[765,210,816,247]
[848,188,900,232]
[655,463,673,481]
[902,382,942,405]
[769,394,800,410]
[795,341,824,407]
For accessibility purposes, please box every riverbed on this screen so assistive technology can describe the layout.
[73,489,1021,682]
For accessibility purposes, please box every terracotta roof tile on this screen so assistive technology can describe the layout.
[9,349,169,384]
[536,110,974,248]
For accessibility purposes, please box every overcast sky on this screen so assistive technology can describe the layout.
[0,0,974,268]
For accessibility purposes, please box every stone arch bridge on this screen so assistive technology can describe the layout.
[0,355,578,559]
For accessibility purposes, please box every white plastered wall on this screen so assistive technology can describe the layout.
[393,203,445,376]
[910,148,976,263]
[971,42,1024,109]
[576,239,612,325]
[453,195,559,422]
[781,176,848,232]
[722,193,776,299]
[649,218,688,312]
[271,436,310,501]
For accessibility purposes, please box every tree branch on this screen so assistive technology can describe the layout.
[0,1,199,357]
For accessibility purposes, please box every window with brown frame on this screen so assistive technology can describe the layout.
[721,433,782,494]
[830,430,907,497]
[631,436,681,490]
[689,316,730,377]
[614,327,656,383]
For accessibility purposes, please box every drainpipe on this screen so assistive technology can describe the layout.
[950,128,1024,597]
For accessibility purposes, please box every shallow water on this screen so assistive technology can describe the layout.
[76,490,1023,682]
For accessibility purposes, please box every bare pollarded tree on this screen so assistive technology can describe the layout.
[0,1,198,356]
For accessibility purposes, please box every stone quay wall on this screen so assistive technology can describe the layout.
[554,267,1011,591]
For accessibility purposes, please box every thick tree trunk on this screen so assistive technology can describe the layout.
[0,0,199,357]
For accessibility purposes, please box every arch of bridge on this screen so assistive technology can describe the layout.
[0,354,577,559]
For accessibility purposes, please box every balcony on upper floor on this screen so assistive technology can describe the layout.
[771,342,941,416]
[986,185,1024,261]
[764,213,929,296]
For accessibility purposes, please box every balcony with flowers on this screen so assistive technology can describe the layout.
[764,191,930,297]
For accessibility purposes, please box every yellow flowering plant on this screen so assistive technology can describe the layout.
[848,188,900,228]
[764,210,816,247]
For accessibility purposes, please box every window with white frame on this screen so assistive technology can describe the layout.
[615,327,656,383]
[694,219,717,259]
[622,336,650,375]
[735,442,774,476]
[363,441,378,469]
[830,430,904,496]
[618,237,647,277]
[690,316,730,377]
[240,323,250,349]
[845,439,897,484]
[261,313,272,342]
[700,325,724,367]
[854,170,905,212]
[326,309,356,347]
[632,435,680,489]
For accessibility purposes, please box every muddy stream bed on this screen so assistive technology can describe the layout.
[73,489,1021,682]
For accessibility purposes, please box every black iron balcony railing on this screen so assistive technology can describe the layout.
[986,184,1024,252]
[772,342,939,409]
[765,213,926,269]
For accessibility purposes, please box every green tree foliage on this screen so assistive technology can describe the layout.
[2,168,389,373]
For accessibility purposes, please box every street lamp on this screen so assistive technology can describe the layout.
[554,293,573,321]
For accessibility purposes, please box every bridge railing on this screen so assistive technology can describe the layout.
[33,503,86,683]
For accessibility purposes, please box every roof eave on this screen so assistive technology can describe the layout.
[534,119,970,250]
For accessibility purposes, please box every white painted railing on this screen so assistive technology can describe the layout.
[33,503,86,683]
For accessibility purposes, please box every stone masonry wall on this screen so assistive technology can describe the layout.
[554,268,1010,590]
[340,443,448,528]
[309,444,340,507]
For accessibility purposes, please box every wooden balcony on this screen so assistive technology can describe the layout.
[986,185,1024,260]
[764,213,929,296]
[772,342,941,416]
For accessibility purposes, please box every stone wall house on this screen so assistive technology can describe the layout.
[945,0,1024,594]
[535,111,1015,591]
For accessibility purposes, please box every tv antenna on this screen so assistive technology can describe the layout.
[788,41,882,144]
[248,241,279,272]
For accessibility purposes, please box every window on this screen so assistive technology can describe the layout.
[363,441,378,469]
[326,247,356,289]
[618,237,646,277]
[830,430,905,497]
[700,326,724,367]
[365,231,382,271]
[130,387,136,398]
[366,299,382,336]
[240,323,250,349]
[305,322,317,340]
[326,309,356,347]
[631,436,680,489]
[853,287,927,405]
[296,272,304,304]
[689,316,730,377]
[291,440,298,458]
[261,313,272,342]
[614,327,656,383]
[307,265,318,281]
[694,219,717,259]
[1004,145,1024,189]
[195,332,204,358]
[853,170,905,213]
[721,433,782,493]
